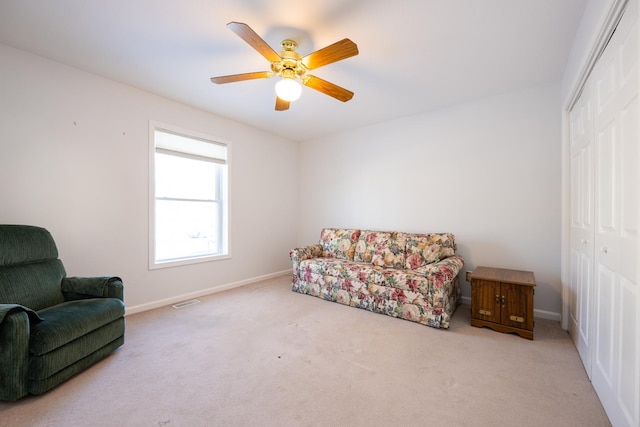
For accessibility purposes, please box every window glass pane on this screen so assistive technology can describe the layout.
[155,152,217,200]
[155,199,220,262]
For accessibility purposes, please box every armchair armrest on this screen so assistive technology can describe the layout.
[0,305,40,401]
[61,276,124,302]
[290,244,322,277]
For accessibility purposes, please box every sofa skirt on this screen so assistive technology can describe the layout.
[292,276,460,329]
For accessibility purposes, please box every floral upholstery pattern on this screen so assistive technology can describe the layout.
[319,228,361,260]
[289,244,322,277]
[354,231,408,269]
[298,258,385,285]
[291,228,464,329]
[405,233,456,274]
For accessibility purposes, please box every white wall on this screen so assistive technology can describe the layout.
[0,44,299,311]
[0,42,566,317]
[298,82,562,317]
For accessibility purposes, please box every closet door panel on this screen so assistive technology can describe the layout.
[593,42,620,400]
[569,250,579,330]
[578,252,593,350]
[588,1,639,425]
[619,33,639,281]
[619,276,638,424]
[594,264,616,385]
[597,127,615,223]
[617,17,639,425]
[569,86,595,373]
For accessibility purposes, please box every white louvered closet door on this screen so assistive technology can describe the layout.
[568,0,639,426]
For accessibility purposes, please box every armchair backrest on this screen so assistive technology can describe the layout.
[0,225,66,310]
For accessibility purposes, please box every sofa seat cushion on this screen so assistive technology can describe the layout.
[298,258,384,285]
[298,255,463,293]
[379,269,431,293]
[30,298,125,355]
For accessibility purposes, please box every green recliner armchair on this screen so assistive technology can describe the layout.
[0,225,125,401]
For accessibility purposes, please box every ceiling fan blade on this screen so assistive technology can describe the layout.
[301,39,358,70]
[275,97,290,111]
[210,71,271,84]
[227,22,281,63]
[303,75,354,102]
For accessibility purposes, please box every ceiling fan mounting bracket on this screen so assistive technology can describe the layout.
[281,39,298,52]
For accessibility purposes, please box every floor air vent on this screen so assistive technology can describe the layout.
[172,299,201,309]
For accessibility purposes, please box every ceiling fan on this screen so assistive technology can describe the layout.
[210,22,359,111]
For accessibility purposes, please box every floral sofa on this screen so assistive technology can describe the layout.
[290,228,464,329]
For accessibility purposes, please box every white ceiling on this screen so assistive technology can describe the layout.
[0,0,587,142]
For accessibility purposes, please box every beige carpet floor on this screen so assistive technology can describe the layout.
[1,275,610,426]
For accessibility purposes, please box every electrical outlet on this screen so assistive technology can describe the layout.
[466,271,472,282]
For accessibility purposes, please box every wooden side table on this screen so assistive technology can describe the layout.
[470,266,535,340]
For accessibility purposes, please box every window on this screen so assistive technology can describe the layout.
[149,122,229,269]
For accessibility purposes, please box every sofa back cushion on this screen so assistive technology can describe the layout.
[0,225,66,310]
[405,233,456,274]
[319,228,361,260]
[354,231,408,269]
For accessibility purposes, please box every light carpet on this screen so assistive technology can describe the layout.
[0,275,610,426]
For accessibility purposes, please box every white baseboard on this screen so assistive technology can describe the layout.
[459,296,561,322]
[126,274,562,323]
[533,308,561,322]
[125,269,292,315]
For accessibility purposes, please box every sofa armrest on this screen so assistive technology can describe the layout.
[290,244,322,277]
[0,306,34,401]
[290,244,323,262]
[424,255,465,286]
[61,276,124,302]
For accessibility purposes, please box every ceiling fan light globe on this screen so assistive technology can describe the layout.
[275,78,302,102]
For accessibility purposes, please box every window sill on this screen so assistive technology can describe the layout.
[149,253,231,270]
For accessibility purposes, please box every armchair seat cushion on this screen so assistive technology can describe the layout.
[31,298,125,355]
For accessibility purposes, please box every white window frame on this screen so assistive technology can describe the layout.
[148,121,231,270]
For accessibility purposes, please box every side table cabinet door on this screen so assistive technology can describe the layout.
[472,279,501,324]
[501,283,533,330]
